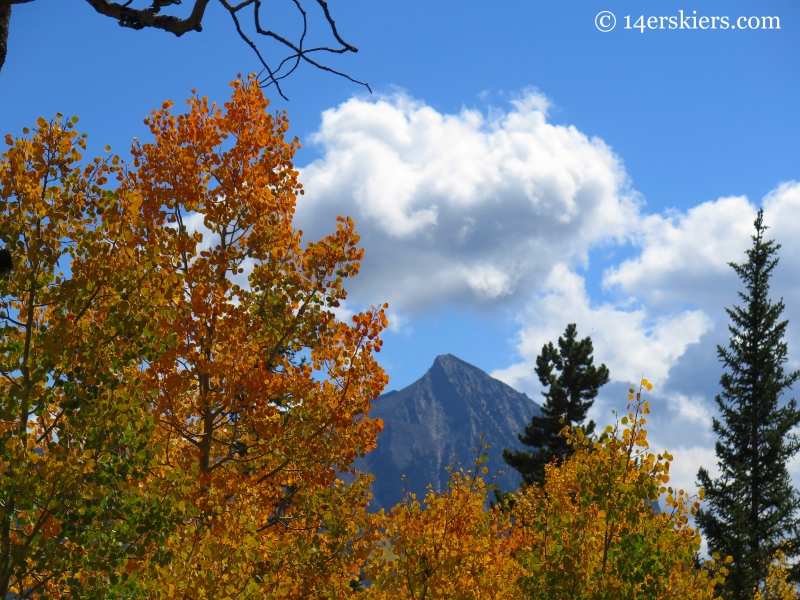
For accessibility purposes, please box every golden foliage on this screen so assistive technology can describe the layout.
[118,77,389,597]
[754,550,800,600]
[510,381,729,599]
[365,457,523,599]
[0,113,178,597]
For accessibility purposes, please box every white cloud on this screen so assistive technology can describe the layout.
[764,181,800,244]
[668,392,714,430]
[463,264,514,299]
[385,309,411,334]
[492,265,712,391]
[598,181,800,374]
[602,184,800,320]
[296,90,641,313]
[298,92,800,397]
[763,183,800,331]
[603,196,756,311]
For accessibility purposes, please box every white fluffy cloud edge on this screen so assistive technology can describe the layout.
[293,89,800,499]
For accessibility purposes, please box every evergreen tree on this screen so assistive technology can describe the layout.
[696,208,800,600]
[503,323,609,487]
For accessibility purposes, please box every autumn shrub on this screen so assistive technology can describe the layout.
[360,382,734,599]
[365,455,524,599]
[509,381,729,599]
[753,550,800,600]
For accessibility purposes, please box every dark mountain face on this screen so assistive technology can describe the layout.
[355,354,542,512]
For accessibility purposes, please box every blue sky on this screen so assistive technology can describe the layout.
[2,0,800,497]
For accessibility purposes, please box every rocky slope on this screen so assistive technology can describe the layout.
[355,354,542,511]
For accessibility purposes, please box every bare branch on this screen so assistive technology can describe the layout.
[83,0,211,34]
[249,0,371,94]
[3,0,369,97]
[221,0,287,99]
[314,0,356,52]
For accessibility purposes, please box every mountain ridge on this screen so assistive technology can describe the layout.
[356,354,542,511]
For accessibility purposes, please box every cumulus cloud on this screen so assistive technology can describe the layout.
[763,183,800,350]
[293,89,771,449]
[295,91,641,313]
[491,265,713,391]
[602,196,756,311]
[667,392,714,430]
[599,181,800,367]
[603,183,800,316]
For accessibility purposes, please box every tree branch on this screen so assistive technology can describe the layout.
[83,0,210,34]
[3,0,369,98]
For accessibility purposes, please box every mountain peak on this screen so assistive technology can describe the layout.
[433,353,459,363]
[355,354,542,511]
[430,353,476,380]
[431,353,472,370]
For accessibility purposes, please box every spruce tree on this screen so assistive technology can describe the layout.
[696,209,800,600]
[503,323,609,487]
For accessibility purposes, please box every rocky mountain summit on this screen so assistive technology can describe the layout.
[356,354,542,511]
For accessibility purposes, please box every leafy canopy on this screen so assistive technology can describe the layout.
[0,114,178,597]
